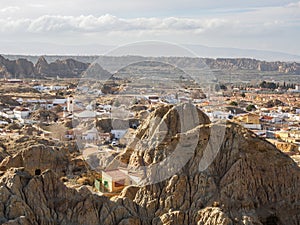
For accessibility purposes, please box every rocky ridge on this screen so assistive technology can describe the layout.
[0,55,92,78]
[0,104,299,224]
[1,55,300,79]
[112,103,300,224]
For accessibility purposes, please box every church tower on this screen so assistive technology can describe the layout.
[67,95,74,113]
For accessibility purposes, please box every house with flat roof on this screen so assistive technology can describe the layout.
[13,107,30,119]
[74,110,96,120]
[101,169,129,192]
[99,168,143,193]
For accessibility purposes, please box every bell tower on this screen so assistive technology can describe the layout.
[67,95,74,113]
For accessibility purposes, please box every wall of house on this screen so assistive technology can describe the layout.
[101,174,113,192]
[111,130,127,139]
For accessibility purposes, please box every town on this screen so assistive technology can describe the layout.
[0,74,299,196]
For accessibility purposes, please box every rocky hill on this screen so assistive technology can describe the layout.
[111,103,300,224]
[204,58,300,73]
[35,56,90,78]
[0,55,91,78]
[0,55,35,78]
[0,103,299,224]
[1,55,300,79]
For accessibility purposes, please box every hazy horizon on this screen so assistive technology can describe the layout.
[2,42,300,63]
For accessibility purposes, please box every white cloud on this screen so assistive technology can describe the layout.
[0,1,299,55]
[287,1,300,7]
[0,6,20,13]
[0,14,229,33]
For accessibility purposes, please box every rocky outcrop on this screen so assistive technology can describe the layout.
[35,56,90,78]
[0,103,299,225]
[111,103,300,225]
[0,144,68,177]
[1,55,300,79]
[0,55,35,78]
[82,62,112,80]
[29,109,58,123]
[0,168,140,225]
[34,56,48,75]
[0,55,90,78]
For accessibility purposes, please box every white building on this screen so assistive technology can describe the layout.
[74,110,96,119]
[242,123,262,130]
[103,105,112,111]
[83,127,98,140]
[13,107,30,119]
[207,111,232,121]
[111,129,127,139]
[33,85,48,92]
[53,99,67,105]
[52,99,67,110]
[67,96,74,113]
[50,85,67,91]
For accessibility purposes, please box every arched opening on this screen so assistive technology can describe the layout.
[35,169,41,176]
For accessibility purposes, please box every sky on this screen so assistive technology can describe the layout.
[0,0,299,56]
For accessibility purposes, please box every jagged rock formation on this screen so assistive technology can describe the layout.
[81,62,112,80]
[0,144,68,177]
[112,103,300,224]
[0,103,299,225]
[0,55,35,78]
[1,55,300,79]
[35,56,90,78]
[0,168,141,225]
[0,55,91,78]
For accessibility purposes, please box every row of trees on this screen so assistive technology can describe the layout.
[259,81,297,90]
[229,101,256,111]
[221,81,298,91]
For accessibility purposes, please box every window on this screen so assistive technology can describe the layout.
[114,179,125,187]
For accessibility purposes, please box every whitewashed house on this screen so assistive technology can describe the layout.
[50,85,67,91]
[74,110,97,120]
[83,127,98,141]
[13,107,30,119]
[111,129,127,139]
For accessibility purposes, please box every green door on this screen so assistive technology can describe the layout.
[104,181,108,188]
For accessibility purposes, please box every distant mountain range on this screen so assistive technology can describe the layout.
[2,42,300,62]
[185,44,300,62]
[0,54,300,79]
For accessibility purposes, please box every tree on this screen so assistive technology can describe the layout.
[229,101,238,106]
[260,81,267,88]
[246,104,256,112]
[114,99,121,107]
[259,81,276,90]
